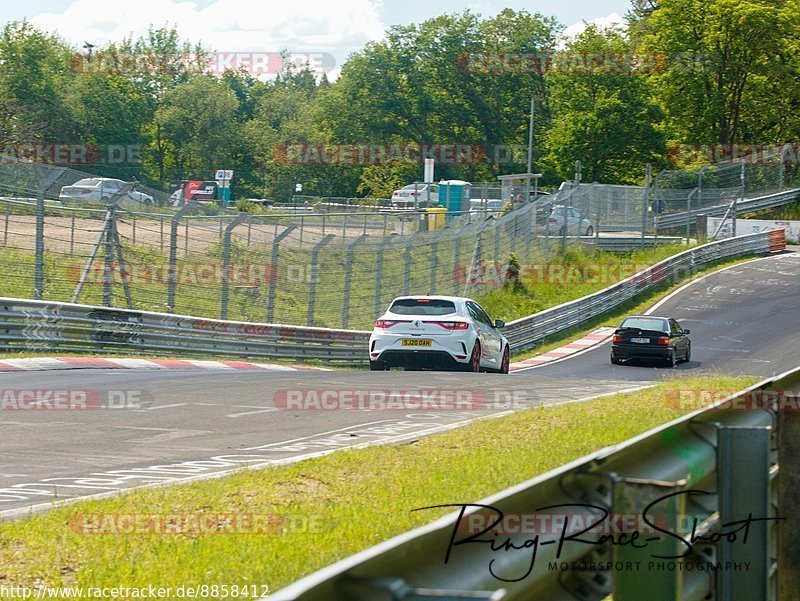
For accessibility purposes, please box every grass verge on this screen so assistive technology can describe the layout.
[0,375,758,593]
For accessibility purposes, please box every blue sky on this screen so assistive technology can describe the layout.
[4,0,630,77]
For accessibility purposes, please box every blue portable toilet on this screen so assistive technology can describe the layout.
[438,180,471,213]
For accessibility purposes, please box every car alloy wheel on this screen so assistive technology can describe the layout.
[684,343,691,363]
[500,346,510,374]
[666,350,677,368]
[466,342,481,372]
[586,226,593,236]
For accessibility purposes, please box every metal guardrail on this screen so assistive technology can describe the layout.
[655,188,800,230]
[0,302,370,364]
[269,365,800,601]
[0,230,785,364]
[502,229,786,354]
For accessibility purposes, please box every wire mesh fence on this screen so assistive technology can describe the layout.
[0,194,569,330]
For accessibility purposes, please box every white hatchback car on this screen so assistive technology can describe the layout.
[369,295,510,373]
[59,178,154,205]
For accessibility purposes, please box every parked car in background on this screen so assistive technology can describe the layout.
[391,183,439,208]
[59,178,154,205]
[610,315,691,367]
[545,205,594,236]
[369,295,510,373]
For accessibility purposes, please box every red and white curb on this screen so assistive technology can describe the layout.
[0,357,328,372]
[510,327,615,372]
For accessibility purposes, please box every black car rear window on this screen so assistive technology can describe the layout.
[619,317,668,332]
[390,299,456,316]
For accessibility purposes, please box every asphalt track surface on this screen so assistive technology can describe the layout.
[1,251,799,515]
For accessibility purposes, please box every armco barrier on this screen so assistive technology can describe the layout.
[0,230,785,364]
[269,365,800,601]
[502,229,786,353]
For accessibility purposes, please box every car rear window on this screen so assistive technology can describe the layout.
[389,299,456,316]
[619,317,668,332]
[75,178,101,186]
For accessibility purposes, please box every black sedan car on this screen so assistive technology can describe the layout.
[610,315,691,367]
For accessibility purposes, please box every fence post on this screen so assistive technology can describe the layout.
[374,235,394,318]
[102,203,115,307]
[641,163,651,248]
[3,204,8,246]
[131,214,136,246]
[265,225,296,323]
[402,231,422,296]
[221,213,247,320]
[428,229,447,295]
[341,234,368,328]
[307,234,335,326]
[167,203,195,313]
[34,194,45,300]
[184,218,189,254]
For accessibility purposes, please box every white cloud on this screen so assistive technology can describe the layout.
[31,0,385,53]
[559,12,625,45]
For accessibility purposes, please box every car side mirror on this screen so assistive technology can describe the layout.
[683,329,690,335]
[494,319,505,329]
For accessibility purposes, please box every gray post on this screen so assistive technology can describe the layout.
[184,219,189,254]
[717,426,771,601]
[166,203,195,313]
[735,160,744,237]
[493,220,501,266]
[341,234,368,328]
[160,219,164,252]
[70,214,76,256]
[402,231,422,296]
[34,194,45,300]
[778,377,800,600]
[306,234,335,326]
[102,203,115,307]
[374,235,394,319]
[265,225,296,323]
[220,213,247,320]
[3,204,8,246]
[641,163,651,247]
[131,214,136,246]
[453,234,461,296]
[428,229,447,294]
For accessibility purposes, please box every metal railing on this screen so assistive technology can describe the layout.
[502,229,786,353]
[0,230,785,364]
[269,365,800,601]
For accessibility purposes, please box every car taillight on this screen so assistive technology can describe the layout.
[375,319,409,328]
[82,189,92,194]
[426,321,469,330]
[657,336,669,345]
[612,334,622,343]
[549,217,557,223]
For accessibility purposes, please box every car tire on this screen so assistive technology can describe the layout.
[369,360,388,371]
[463,342,481,372]
[586,226,594,236]
[559,226,566,236]
[665,350,677,368]
[499,346,510,374]
[611,354,621,365]
[683,343,691,363]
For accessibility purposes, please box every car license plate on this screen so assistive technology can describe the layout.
[630,337,650,343]
[402,339,432,347]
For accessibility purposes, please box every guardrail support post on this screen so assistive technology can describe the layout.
[778,380,800,600]
[221,213,248,320]
[613,478,687,601]
[266,225,297,323]
[342,234,368,328]
[307,234,335,326]
[717,425,771,601]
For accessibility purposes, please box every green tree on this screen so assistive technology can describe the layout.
[544,25,666,183]
[640,0,797,147]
